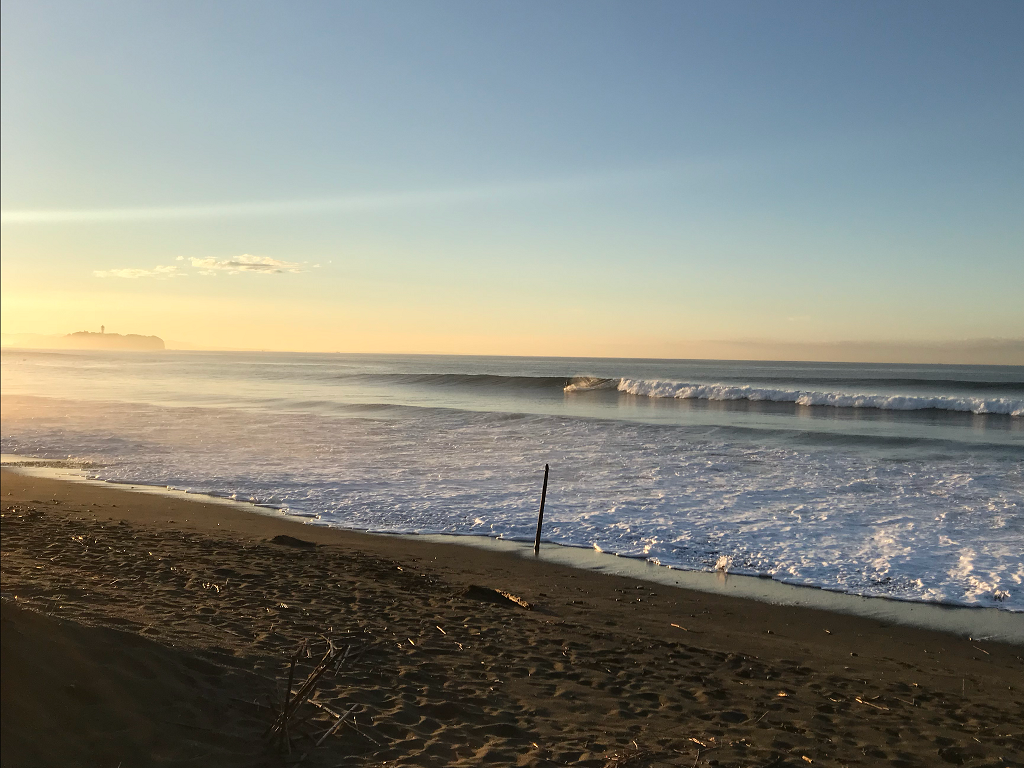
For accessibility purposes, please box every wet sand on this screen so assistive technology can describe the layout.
[2,468,1022,767]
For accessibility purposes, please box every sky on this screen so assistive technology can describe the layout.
[2,0,1022,361]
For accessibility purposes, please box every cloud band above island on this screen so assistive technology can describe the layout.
[93,255,309,279]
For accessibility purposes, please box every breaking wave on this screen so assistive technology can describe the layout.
[563,376,619,392]
[609,379,1024,416]
[354,372,1022,415]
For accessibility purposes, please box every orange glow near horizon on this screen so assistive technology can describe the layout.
[2,289,1021,364]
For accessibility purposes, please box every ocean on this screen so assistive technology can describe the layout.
[2,349,1022,611]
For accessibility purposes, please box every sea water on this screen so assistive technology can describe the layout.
[2,350,1021,611]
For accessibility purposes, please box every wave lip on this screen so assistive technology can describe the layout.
[611,379,1024,416]
[563,376,619,392]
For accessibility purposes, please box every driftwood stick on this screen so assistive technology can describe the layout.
[284,646,301,713]
[270,645,336,739]
[284,648,336,718]
[316,704,360,746]
[344,718,382,746]
[267,637,379,753]
[302,697,341,718]
[333,644,352,674]
[282,665,328,722]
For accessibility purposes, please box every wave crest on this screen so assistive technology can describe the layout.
[601,379,1024,416]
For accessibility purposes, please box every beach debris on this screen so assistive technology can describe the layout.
[601,745,661,767]
[464,584,533,610]
[265,635,376,755]
[314,703,359,747]
[681,735,729,767]
[268,534,316,549]
[854,695,889,711]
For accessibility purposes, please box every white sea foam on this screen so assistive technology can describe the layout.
[615,379,1024,416]
[2,351,1022,612]
[4,392,1022,611]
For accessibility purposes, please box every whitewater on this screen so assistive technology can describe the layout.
[2,350,1022,611]
[569,376,1024,415]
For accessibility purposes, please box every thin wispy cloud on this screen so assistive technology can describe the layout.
[189,255,305,275]
[93,265,183,279]
[0,166,692,225]
[0,185,561,224]
[93,255,308,279]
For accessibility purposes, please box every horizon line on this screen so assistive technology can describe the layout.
[2,334,1022,366]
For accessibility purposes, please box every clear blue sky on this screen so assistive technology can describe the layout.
[2,0,1022,359]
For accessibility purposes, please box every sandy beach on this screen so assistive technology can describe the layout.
[2,468,1022,767]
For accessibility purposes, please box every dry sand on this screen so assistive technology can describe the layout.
[2,468,1022,767]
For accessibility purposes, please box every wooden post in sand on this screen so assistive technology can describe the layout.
[534,464,549,555]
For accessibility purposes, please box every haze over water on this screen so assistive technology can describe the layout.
[3,349,1021,611]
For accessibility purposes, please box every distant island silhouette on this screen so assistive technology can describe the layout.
[1,330,165,350]
[64,331,165,350]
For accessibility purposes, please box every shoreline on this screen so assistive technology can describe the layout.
[3,467,1023,766]
[4,459,1021,643]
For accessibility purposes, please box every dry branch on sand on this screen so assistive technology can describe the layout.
[264,636,377,758]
